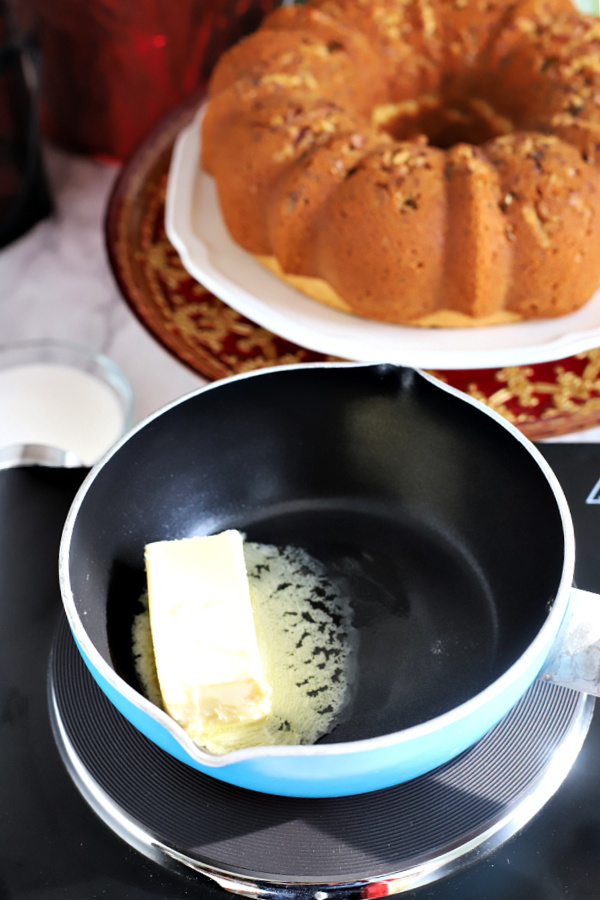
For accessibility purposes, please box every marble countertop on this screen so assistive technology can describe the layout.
[0,144,202,428]
[0,142,599,444]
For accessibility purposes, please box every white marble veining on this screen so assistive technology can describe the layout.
[0,144,202,427]
[0,141,599,442]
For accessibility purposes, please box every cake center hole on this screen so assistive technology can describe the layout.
[373,96,513,150]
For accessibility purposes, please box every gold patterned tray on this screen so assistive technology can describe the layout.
[105,93,600,441]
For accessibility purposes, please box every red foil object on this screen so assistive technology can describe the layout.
[16,0,280,160]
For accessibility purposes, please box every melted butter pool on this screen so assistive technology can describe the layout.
[132,541,357,754]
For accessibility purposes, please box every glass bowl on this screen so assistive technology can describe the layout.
[0,339,134,468]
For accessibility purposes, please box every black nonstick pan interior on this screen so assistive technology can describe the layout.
[66,364,566,743]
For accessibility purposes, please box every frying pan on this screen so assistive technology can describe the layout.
[59,362,585,797]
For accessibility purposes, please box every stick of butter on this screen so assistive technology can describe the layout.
[144,530,272,743]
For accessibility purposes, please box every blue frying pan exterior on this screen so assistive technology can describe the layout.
[68,619,561,796]
[59,363,575,797]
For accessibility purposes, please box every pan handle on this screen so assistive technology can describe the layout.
[538,588,600,696]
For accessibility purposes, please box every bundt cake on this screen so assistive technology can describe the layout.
[200,0,600,327]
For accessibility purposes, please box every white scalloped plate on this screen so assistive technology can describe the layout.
[165,106,600,371]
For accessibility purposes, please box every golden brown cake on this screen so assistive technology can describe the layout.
[200,0,600,327]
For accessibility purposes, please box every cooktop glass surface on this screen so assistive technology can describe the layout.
[2,444,600,899]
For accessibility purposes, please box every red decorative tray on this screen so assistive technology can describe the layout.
[105,94,600,441]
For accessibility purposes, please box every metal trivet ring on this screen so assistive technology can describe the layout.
[48,614,594,899]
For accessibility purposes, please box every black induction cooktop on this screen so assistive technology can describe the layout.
[2,442,600,900]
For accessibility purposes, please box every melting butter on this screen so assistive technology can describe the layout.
[133,540,357,754]
[144,532,272,743]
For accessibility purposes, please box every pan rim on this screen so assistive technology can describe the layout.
[58,361,576,766]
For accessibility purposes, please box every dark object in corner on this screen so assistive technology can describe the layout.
[0,0,52,248]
